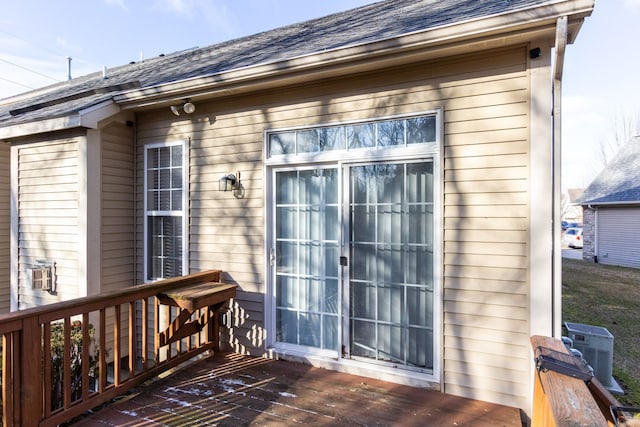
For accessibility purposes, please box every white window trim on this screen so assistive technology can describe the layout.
[143,139,189,283]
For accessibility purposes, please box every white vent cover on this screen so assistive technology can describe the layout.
[564,322,613,387]
[28,260,56,292]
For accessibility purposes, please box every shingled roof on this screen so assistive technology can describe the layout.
[0,0,562,129]
[578,136,640,205]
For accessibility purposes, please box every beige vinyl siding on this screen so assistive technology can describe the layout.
[101,122,135,292]
[442,47,529,408]
[17,139,80,308]
[0,144,10,313]
[135,45,530,406]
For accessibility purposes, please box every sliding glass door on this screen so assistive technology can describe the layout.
[273,161,434,372]
[347,162,434,369]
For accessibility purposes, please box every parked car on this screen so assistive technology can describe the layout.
[563,227,583,248]
[561,221,579,231]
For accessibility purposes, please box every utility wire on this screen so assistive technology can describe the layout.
[0,76,34,90]
[0,57,61,82]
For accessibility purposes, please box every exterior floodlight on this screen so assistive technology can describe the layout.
[183,102,195,114]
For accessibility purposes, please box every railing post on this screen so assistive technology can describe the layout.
[21,317,43,426]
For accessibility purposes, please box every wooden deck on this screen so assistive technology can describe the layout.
[71,352,523,426]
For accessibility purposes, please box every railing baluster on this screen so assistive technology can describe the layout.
[2,333,13,425]
[99,308,107,393]
[82,313,90,401]
[129,301,136,379]
[142,297,149,371]
[154,296,160,366]
[63,317,72,409]
[113,305,121,386]
[43,322,52,416]
[164,304,171,360]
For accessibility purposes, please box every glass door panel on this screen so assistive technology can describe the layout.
[274,168,339,351]
[348,162,434,370]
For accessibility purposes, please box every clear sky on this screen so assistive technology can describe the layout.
[1,0,638,191]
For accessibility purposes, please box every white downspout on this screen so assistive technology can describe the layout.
[552,16,568,338]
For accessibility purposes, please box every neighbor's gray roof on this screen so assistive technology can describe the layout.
[578,136,640,205]
[0,0,550,129]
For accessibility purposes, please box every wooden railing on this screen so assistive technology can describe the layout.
[531,335,620,427]
[0,270,235,426]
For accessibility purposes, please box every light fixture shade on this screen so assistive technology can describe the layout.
[183,102,195,114]
[219,174,236,192]
[170,105,180,116]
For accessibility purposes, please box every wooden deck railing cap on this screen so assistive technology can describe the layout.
[530,335,609,427]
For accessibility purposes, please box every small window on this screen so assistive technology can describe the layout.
[144,141,188,281]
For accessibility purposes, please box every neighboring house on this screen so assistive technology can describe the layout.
[0,0,594,415]
[578,136,640,267]
[562,188,584,224]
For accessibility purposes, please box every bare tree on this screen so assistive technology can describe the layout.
[597,110,640,168]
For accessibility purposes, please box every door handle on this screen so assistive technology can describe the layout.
[270,248,276,266]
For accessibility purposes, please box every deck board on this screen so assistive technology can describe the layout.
[72,352,523,426]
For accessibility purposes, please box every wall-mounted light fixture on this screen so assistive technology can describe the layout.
[219,172,240,192]
[170,99,196,116]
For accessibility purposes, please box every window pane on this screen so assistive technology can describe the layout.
[407,116,436,144]
[351,320,376,358]
[171,145,183,167]
[324,279,339,313]
[297,129,319,154]
[276,276,297,309]
[159,147,171,167]
[276,241,297,274]
[347,123,375,149]
[147,169,158,191]
[147,190,158,211]
[319,127,345,151]
[159,190,171,211]
[171,189,182,211]
[276,309,298,344]
[147,216,183,280]
[299,170,321,205]
[351,281,376,320]
[377,120,404,147]
[276,207,297,239]
[323,168,339,204]
[323,315,338,350]
[407,162,433,203]
[171,168,182,190]
[159,169,171,190]
[270,132,295,156]
[148,148,159,168]
[299,313,321,347]
[276,171,297,205]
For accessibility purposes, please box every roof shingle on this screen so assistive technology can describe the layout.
[578,136,640,205]
[0,0,552,128]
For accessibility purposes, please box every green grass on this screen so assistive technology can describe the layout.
[562,258,640,407]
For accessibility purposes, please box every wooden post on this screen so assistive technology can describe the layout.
[21,317,43,426]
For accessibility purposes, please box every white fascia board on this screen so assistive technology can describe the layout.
[0,100,120,140]
[0,116,82,140]
[115,0,594,108]
[78,100,121,129]
[581,200,640,207]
